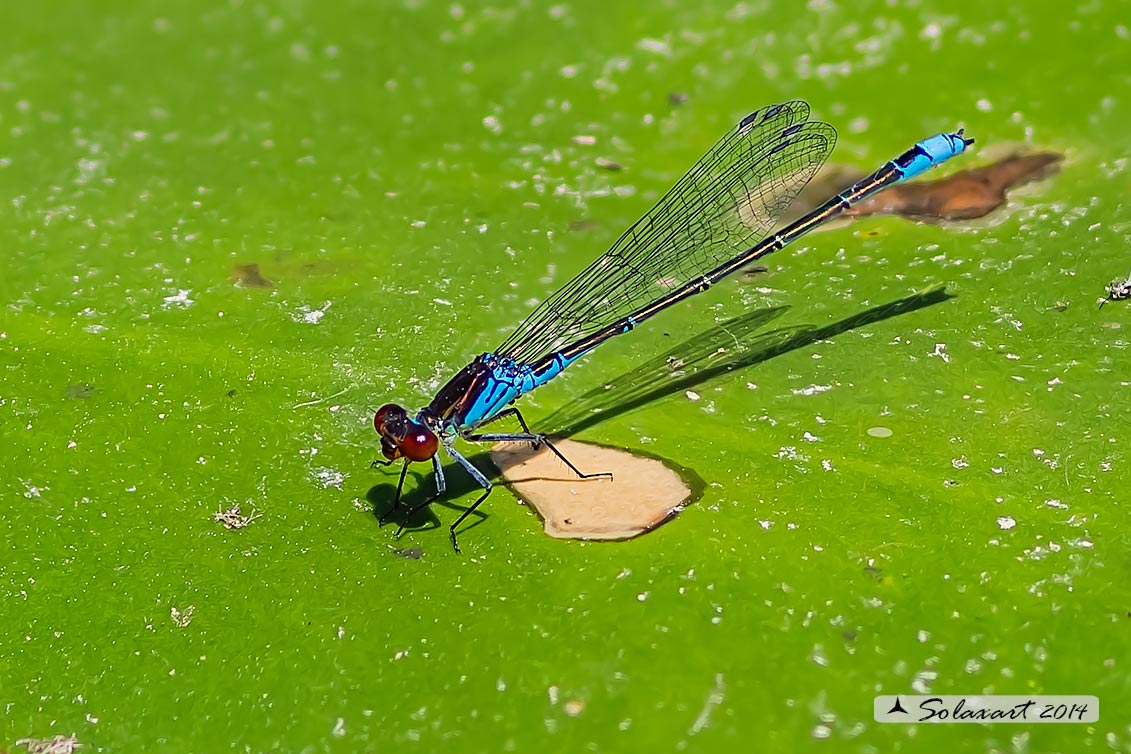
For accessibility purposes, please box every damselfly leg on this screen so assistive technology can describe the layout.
[391,443,490,553]
[463,408,613,482]
[464,407,543,448]
[377,459,414,525]
[380,452,441,529]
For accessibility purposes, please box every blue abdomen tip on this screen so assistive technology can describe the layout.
[896,129,973,181]
[918,129,973,164]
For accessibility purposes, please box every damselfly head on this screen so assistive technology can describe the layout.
[374,403,439,462]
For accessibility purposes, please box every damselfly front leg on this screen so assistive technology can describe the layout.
[380,454,444,526]
[389,455,448,535]
[377,459,412,525]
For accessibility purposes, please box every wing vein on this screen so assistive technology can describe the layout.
[497,100,837,364]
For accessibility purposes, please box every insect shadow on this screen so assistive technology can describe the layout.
[366,461,495,535]
[368,285,953,534]
[540,284,955,436]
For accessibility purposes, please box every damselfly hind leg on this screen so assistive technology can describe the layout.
[465,408,613,482]
[469,407,542,450]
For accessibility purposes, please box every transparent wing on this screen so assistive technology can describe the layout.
[497,100,837,364]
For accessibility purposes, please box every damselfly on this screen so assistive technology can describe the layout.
[374,100,972,551]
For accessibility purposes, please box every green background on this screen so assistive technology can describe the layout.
[3,0,1129,751]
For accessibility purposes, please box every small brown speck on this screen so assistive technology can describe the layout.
[595,157,623,172]
[65,384,98,399]
[213,503,261,529]
[740,264,769,280]
[171,605,195,628]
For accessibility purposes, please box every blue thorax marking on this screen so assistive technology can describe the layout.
[456,351,582,428]
[893,131,969,181]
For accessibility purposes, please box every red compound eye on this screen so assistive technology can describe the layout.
[374,404,436,462]
[401,425,439,462]
[374,404,406,434]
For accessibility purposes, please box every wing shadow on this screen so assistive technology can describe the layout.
[541,285,954,436]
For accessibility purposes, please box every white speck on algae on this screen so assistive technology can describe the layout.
[688,674,726,735]
[313,467,345,490]
[793,384,833,396]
